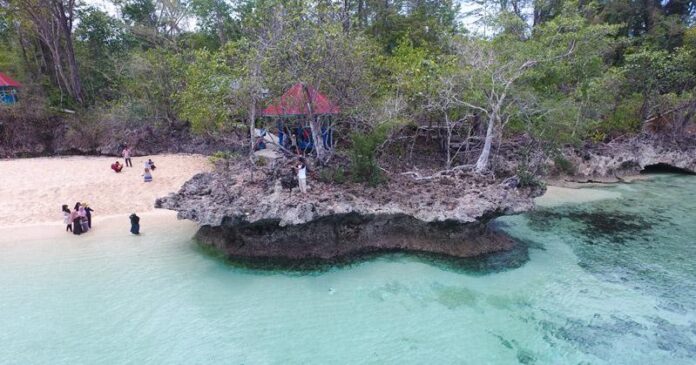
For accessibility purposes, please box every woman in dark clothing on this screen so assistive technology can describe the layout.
[129,213,140,235]
[84,204,94,228]
[72,209,83,235]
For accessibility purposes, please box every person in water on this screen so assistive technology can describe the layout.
[62,205,72,232]
[129,213,140,235]
[72,208,83,235]
[111,161,123,173]
[78,205,89,232]
[84,203,94,228]
[143,168,153,182]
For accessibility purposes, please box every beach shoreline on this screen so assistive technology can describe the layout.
[0,154,211,227]
[0,210,200,244]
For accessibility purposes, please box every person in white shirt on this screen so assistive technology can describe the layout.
[122,146,132,167]
[296,160,307,193]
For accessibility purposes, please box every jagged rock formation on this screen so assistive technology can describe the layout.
[157,162,544,262]
[561,135,696,182]
[0,116,238,158]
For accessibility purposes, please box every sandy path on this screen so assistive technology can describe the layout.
[0,154,211,225]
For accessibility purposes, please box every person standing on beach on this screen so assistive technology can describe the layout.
[123,146,132,167]
[84,203,94,228]
[130,213,140,235]
[62,205,72,232]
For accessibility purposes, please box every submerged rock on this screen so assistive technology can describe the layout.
[157,161,544,263]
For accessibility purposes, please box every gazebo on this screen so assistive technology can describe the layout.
[262,83,340,153]
[0,72,21,105]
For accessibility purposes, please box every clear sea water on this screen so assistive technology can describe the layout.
[1,175,695,364]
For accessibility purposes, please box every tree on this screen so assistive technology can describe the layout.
[189,0,239,47]
[453,5,616,172]
[175,48,235,132]
[74,7,129,102]
[114,0,190,47]
[8,0,85,104]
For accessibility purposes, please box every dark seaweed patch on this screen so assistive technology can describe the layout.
[527,209,654,244]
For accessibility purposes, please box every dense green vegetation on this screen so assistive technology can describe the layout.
[1,0,694,174]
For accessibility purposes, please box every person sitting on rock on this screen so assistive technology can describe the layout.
[111,161,123,173]
[254,136,266,151]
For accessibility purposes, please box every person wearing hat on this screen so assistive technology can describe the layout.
[84,203,95,228]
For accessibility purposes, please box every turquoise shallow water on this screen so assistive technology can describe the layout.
[1,175,695,364]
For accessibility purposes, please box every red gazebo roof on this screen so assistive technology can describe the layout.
[0,72,21,88]
[263,83,339,117]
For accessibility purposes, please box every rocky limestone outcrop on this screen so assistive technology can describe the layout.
[561,135,696,182]
[0,116,239,158]
[157,162,544,263]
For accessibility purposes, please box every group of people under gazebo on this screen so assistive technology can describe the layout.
[260,82,339,155]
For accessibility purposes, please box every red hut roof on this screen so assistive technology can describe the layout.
[263,83,339,117]
[0,72,21,88]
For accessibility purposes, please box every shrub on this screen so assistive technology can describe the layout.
[318,167,346,184]
[208,150,236,164]
[516,165,545,188]
[255,155,268,167]
[349,126,387,186]
[553,155,576,175]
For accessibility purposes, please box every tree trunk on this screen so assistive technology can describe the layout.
[216,9,227,45]
[302,84,328,162]
[445,113,452,169]
[248,97,257,156]
[55,0,84,104]
[475,112,496,173]
[63,36,84,104]
[342,0,351,33]
[357,0,365,28]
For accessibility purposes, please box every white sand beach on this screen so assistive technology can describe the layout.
[0,154,211,226]
[535,185,622,207]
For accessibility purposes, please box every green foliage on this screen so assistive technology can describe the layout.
[552,155,576,175]
[208,150,237,164]
[254,155,268,167]
[75,7,130,103]
[318,167,346,184]
[176,49,235,133]
[113,49,184,122]
[516,166,545,188]
[349,125,389,186]
[189,0,240,48]
[602,94,643,136]
[4,0,695,160]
